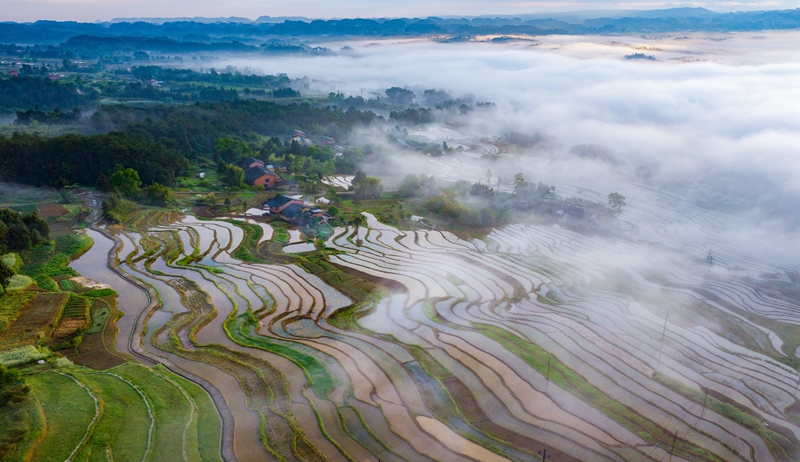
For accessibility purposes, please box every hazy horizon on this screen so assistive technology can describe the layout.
[3,0,798,23]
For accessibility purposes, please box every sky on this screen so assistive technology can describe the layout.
[2,0,799,23]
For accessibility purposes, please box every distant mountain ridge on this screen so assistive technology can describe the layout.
[2,8,800,46]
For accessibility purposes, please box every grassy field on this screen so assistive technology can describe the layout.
[28,371,98,462]
[26,364,222,462]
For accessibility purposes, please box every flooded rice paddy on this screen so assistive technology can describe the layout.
[70,179,800,462]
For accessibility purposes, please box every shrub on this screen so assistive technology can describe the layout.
[0,254,22,273]
[6,275,33,292]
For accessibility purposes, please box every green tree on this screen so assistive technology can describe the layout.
[219,164,244,187]
[289,155,305,174]
[513,172,529,193]
[327,206,339,217]
[214,138,253,164]
[352,171,383,200]
[145,183,173,206]
[0,260,14,289]
[206,193,219,209]
[0,364,30,405]
[608,192,626,215]
[109,168,142,198]
[401,174,420,196]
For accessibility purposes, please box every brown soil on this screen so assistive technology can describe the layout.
[37,203,69,218]
[192,206,215,218]
[51,318,87,340]
[0,292,68,347]
[68,332,126,370]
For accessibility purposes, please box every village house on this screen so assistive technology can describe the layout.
[316,136,336,146]
[286,129,306,144]
[239,156,265,170]
[244,166,279,189]
[264,195,332,225]
[265,195,305,214]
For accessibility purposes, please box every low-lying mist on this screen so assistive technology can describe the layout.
[218,32,800,243]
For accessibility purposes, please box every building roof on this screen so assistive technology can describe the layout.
[244,166,277,184]
[239,156,265,168]
[281,202,306,219]
[265,194,298,209]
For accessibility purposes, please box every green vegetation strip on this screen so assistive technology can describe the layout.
[227,314,336,398]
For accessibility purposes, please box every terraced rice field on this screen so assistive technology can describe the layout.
[67,184,800,462]
[25,363,221,462]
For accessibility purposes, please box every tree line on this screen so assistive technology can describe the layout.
[0,76,99,113]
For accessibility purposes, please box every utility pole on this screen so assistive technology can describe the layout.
[669,431,678,462]
[794,378,800,397]
[701,387,709,417]
[538,448,551,462]
[658,313,669,366]
[546,357,551,392]
[703,249,714,289]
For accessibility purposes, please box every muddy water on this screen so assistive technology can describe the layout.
[70,229,149,355]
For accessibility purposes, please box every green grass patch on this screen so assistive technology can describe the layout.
[81,288,118,298]
[112,363,196,462]
[28,364,222,462]
[54,233,93,259]
[154,365,223,462]
[28,371,98,462]
[31,275,58,292]
[66,369,151,462]
[272,227,290,244]
[9,205,38,214]
[225,220,263,263]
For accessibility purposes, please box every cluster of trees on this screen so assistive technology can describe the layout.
[0,363,31,459]
[352,171,383,200]
[0,76,99,112]
[101,81,240,102]
[390,108,434,125]
[99,166,171,222]
[0,131,187,188]
[91,100,379,160]
[0,208,50,254]
[400,173,439,198]
[513,173,557,200]
[129,66,292,88]
[14,107,82,125]
[270,87,301,98]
